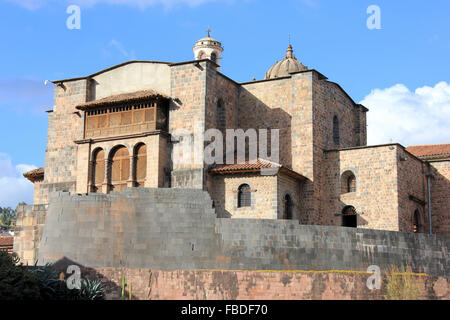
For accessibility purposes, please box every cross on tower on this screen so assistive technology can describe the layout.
[206,28,211,37]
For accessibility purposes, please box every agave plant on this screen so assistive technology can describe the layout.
[79,279,105,300]
[29,263,62,297]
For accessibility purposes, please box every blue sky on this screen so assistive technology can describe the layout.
[0,0,449,207]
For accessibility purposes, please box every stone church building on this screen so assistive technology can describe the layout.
[23,32,449,236]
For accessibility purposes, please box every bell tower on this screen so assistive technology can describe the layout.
[193,28,224,71]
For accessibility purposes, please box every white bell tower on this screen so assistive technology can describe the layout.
[193,28,224,71]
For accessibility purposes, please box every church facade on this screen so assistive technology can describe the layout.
[23,32,449,236]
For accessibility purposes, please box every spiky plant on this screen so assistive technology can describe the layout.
[79,279,105,300]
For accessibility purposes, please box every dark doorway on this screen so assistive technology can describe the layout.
[413,210,420,233]
[284,194,293,220]
[342,205,357,228]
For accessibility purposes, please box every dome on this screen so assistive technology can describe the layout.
[265,45,308,80]
[193,29,223,51]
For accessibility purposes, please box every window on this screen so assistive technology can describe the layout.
[211,52,217,63]
[413,210,420,233]
[238,184,251,208]
[333,115,340,145]
[198,51,207,59]
[216,99,226,132]
[341,171,356,194]
[110,146,129,192]
[347,175,356,193]
[91,148,104,193]
[284,194,293,220]
[342,205,357,228]
[134,144,147,188]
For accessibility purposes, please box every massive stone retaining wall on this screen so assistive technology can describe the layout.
[32,188,449,277]
[70,267,448,300]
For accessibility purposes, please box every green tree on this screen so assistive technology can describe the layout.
[0,203,25,231]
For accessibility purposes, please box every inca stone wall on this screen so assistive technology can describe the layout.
[13,204,48,264]
[71,268,449,300]
[31,189,449,276]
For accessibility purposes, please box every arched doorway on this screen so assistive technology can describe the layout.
[342,205,357,228]
[135,144,147,188]
[92,148,104,193]
[284,194,293,220]
[110,146,129,192]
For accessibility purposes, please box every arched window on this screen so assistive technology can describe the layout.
[216,99,226,132]
[211,52,217,63]
[134,144,147,188]
[333,115,340,146]
[341,171,356,194]
[284,194,293,220]
[92,148,104,193]
[198,51,207,59]
[342,205,357,228]
[238,184,251,208]
[347,175,356,193]
[413,210,421,233]
[110,146,129,192]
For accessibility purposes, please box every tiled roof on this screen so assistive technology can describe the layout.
[23,167,44,183]
[210,159,305,180]
[0,236,13,247]
[406,143,450,160]
[76,90,170,110]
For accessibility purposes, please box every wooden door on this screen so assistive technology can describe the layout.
[110,146,129,192]
[135,144,147,188]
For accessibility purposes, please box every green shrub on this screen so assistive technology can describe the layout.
[0,252,105,300]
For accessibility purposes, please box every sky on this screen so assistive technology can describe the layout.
[0,0,449,207]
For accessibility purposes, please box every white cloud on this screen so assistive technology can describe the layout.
[0,153,36,209]
[108,39,136,59]
[361,81,450,147]
[4,0,217,10]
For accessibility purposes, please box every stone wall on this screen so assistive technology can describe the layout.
[38,80,88,204]
[323,144,431,233]
[396,148,430,233]
[169,61,210,189]
[324,145,400,230]
[31,189,449,277]
[13,204,48,265]
[210,173,278,219]
[73,267,449,300]
[431,160,450,235]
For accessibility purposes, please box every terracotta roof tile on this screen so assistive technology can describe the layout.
[406,143,450,160]
[23,167,44,183]
[210,159,305,180]
[210,158,280,173]
[0,236,13,247]
[76,90,170,110]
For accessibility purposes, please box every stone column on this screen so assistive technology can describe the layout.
[102,159,112,194]
[88,159,94,192]
[127,155,136,188]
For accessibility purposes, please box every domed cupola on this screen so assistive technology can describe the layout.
[265,44,308,79]
[193,28,224,71]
